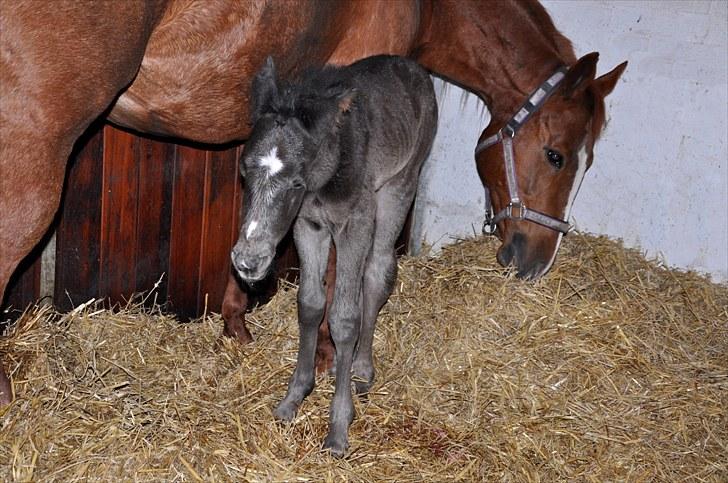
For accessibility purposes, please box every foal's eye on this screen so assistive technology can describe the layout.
[545,148,564,169]
[291,179,306,190]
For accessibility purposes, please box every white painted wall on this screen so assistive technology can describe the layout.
[412,0,728,282]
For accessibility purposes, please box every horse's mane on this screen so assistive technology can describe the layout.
[517,0,577,64]
[518,0,608,140]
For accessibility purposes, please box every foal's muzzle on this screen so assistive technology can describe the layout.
[231,247,273,283]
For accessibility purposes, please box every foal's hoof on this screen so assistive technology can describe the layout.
[274,401,298,422]
[353,378,374,397]
[352,364,375,396]
[322,432,349,458]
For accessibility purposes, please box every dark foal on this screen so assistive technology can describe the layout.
[230,55,437,456]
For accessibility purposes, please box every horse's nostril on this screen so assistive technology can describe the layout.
[497,244,513,267]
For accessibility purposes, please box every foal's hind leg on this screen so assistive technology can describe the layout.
[275,219,332,421]
[352,182,417,395]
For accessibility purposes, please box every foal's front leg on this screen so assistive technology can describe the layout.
[275,219,331,422]
[323,220,373,457]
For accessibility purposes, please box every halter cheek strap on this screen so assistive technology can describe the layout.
[476,68,572,236]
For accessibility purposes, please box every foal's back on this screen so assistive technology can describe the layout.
[341,55,438,189]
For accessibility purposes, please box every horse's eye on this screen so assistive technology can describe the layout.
[291,179,306,190]
[545,148,564,169]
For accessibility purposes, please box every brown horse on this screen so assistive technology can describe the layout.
[0,0,626,405]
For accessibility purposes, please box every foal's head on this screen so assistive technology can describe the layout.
[231,58,354,283]
[477,53,627,280]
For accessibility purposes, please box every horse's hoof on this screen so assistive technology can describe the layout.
[273,401,297,422]
[314,346,335,375]
[222,320,253,344]
[322,432,348,458]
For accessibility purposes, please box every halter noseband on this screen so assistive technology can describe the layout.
[475,67,572,236]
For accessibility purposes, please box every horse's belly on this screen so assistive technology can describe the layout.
[108,0,421,144]
[325,0,420,65]
[108,0,272,143]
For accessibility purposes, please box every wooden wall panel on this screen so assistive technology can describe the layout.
[2,245,42,320]
[100,127,139,304]
[54,124,104,311]
[135,138,175,302]
[168,145,208,319]
[197,147,241,314]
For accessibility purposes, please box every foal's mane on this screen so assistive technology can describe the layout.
[265,63,351,123]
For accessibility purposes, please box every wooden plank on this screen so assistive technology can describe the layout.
[54,122,104,310]
[99,126,139,305]
[135,137,175,304]
[197,146,240,314]
[2,242,42,321]
[168,145,207,319]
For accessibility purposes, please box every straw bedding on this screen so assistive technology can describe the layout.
[1,233,726,481]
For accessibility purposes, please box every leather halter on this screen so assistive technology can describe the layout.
[475,68,572,236]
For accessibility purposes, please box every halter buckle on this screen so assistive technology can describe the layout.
[505,201,527,221]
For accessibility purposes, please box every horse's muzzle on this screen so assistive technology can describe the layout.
[496,231,550,281]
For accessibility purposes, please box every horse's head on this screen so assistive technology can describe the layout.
[476,53,627,280]
[231,57,354,283]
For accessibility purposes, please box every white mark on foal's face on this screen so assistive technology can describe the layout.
[246,220,258,239]
[259,147,283,175]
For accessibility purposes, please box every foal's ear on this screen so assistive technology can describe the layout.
[561,52,599,98]
[335,87,357,114]
[251,56,279,122]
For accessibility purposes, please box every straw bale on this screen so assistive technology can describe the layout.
[1,233,726,482]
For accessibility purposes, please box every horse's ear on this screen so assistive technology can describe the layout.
[251,56,278,122]
[593,61,628,98]
[561,52,599,98]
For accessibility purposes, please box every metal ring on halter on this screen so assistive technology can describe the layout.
[482,212,497,235]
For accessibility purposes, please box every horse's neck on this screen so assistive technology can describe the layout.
[474,9,576,125]
[418,0,576,127]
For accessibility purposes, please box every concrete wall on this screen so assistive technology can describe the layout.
[412,0,728,282]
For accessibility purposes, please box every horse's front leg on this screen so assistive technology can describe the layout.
[323,214,374,457]
[314,245,336,375]
[221,271,253,343]
[274,218,332,421]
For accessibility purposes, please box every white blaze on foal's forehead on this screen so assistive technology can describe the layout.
[246,220,258,239]
[259,146,283,175]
